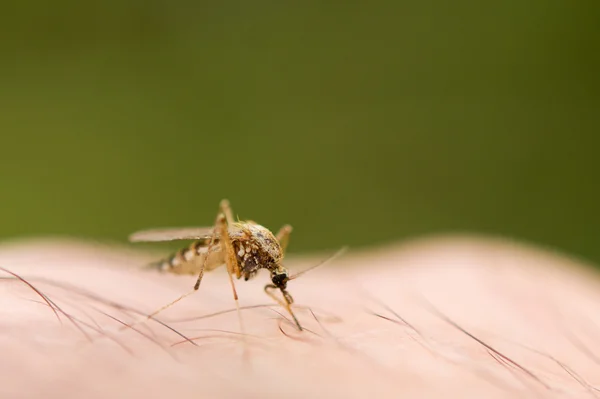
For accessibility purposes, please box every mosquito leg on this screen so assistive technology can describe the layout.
[216,214,239,300]
[265,284,302,331]
[220,199,235,224]
[134,225,222,326]
[276,224,293,257]
[214,201,243,308]
[193,204,228,290]
[225,252,245,338]
[214,205,249,347]
[120,202,232,333]
[145,203,228,325]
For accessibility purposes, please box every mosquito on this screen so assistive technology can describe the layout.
[129,199,345,331]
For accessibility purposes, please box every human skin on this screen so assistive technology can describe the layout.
[0,236,599,398]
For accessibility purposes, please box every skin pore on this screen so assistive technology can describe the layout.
[1,236,599,398]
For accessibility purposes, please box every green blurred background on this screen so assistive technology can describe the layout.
[1,2,598,260]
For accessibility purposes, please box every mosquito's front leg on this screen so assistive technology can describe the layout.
[276,224,293,257]
[265,284,302,331]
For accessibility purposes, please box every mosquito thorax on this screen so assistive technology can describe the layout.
[230,223,283,281]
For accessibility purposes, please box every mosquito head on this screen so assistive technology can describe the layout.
[270,266,289,290]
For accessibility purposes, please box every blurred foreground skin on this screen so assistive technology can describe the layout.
[1,238,600,398]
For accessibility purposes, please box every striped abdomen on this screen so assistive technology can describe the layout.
[151,238,224,275]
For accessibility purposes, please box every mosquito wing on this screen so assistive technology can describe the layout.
[129,227,215,242]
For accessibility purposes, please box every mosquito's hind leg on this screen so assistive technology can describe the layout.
[143,203,227,319]
[119,201,234,333]
[193,202,231,290]
[276,224,293,256]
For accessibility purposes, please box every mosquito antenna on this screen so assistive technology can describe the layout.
[288,246,348,281]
